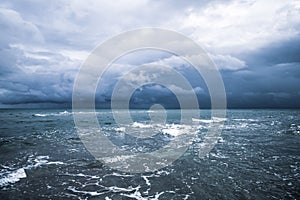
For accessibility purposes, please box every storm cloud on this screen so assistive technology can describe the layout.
[0,0,299,108]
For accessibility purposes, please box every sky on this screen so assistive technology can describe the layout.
[0,0,300,109]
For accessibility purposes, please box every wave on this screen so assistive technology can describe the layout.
[0,155,65,187]
[0,168,26,187]
[113,122,198,137]
[162,124,197,137]
[192,117,226,123]
[232,118,258,122]
[33,113,48,117]
[278,123,300,135]
[131,122,153,129]
[33,111,71,117]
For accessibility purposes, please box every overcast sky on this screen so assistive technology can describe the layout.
[0,0,300,108]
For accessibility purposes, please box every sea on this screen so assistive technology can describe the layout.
[0,109,299,199]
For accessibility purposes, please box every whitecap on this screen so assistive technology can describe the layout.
[192,117,226,123]
[192,118,212,123]
[26,155,65,169]
[33,110,71,117]
[146,110,155,113]
[58,111,71,115]
[0,168,27,187]
[115,127,126,132]
[33,113,47,117]
[210,152,228,159]
[232,118,258,122]
[162,124,195,137]
[212,117,227,122]
[132,122,153,129]
[101,155,136,164]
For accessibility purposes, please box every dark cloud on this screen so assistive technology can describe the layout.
[223,62,300,108]
[215,26,300,108]
[241,37,300,66]
[0,0,299,109]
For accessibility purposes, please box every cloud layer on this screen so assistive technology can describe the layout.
[0,0,299,108]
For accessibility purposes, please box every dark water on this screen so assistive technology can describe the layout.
[0,109,299,199]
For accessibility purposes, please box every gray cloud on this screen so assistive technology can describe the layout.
[223,62,300,108]
[0,0,300,108]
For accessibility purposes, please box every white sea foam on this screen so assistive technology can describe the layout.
[232,118,258,122]
[33,113,50,117]
[58,111,70,115]
[47,161,65,165]
[119,122,198,137]
[142,176,151,186]
[68,185,142,198]
[65,172,100,179]
[210,152,228,159]
[218,137,225,143]
[68,186,104,196]
[27,155,65,168]
[0,168,27,187]
[115,127,126,132]
[146,110,155,113]
[0,155,65,187]
[192,118,212,123]
[104,172,134,178]
[132,122,153,129]
[65,168,176,199]
[121,190,165,200]
[33,113,47,117]
[33,111,71,117]
[192,117,226,123]
[162,124,195,137]
[102,155,135,164]
[107,185,140,193]
[212,117,227,122]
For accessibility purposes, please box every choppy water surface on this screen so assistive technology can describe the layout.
[0,109,299,199]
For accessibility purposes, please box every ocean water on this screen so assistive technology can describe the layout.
[0,109,299,199]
